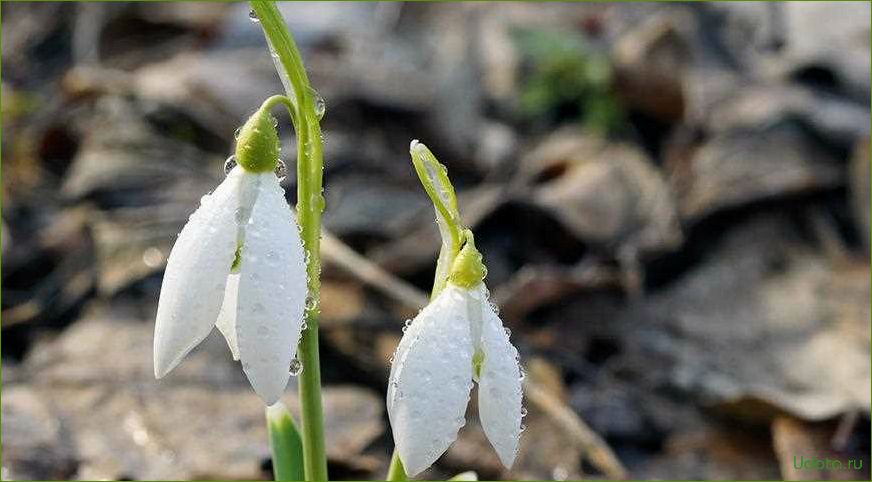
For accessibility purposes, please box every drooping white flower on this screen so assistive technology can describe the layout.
[387,279,523,476]
[154,103,307,405]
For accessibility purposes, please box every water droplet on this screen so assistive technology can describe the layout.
[519,424,526,433]
[305,295,317,311]
[289,357,303,375]
[301,321,308,331]
[503,326,511,338]
[389,355,395,363]
[274,159,287,181]
[308,87,325,120]
[248,8,259,22]
[234,208,247,225]
[224,156,237,175]
[491,301,501,315]
[234,127,241,139]
[520,407,528,418]
[311,193,326,213]
[519,368,526,381]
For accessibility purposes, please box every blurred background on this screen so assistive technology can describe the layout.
[2,2,870,480]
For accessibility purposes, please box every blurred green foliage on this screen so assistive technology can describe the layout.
[512,27,624,133]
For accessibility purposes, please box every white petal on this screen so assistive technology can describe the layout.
[236,173,307,405]
[476,284,523,469]
[387,285,475,477]
[215,273,241,360]
[153,168,249,378]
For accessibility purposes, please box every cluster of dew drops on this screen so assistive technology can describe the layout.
[387,301,529,434]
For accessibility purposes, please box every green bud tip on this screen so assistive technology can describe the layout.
[235,101,280,173]
[448,230,487,289]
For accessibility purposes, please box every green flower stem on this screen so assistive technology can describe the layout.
[387,142,465,481]
[251,2,328,480]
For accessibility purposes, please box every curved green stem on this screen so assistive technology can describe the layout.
[251,2,328,480]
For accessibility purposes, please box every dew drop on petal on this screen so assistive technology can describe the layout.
[274,159,287,181]
[519,424,526,433]
[305,295,317,311]
[503,326,511,338]
[224,155,237,175]
[234,208,247,225]
[248,8,259,22]
[234,127,241,140]
[289,357,303,375]
[520,407,528,418]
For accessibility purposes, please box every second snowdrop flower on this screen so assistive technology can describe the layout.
[387,142,524,477]
[388,234,524,476]
[154,96,307,405]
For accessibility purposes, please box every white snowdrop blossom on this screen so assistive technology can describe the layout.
[387,256,523,476]
[154,102,307,405]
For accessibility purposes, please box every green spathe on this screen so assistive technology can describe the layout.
[235,103,280,173]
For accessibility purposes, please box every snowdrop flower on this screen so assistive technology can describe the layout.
[387,235,524,476]
[154,100,307,405]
